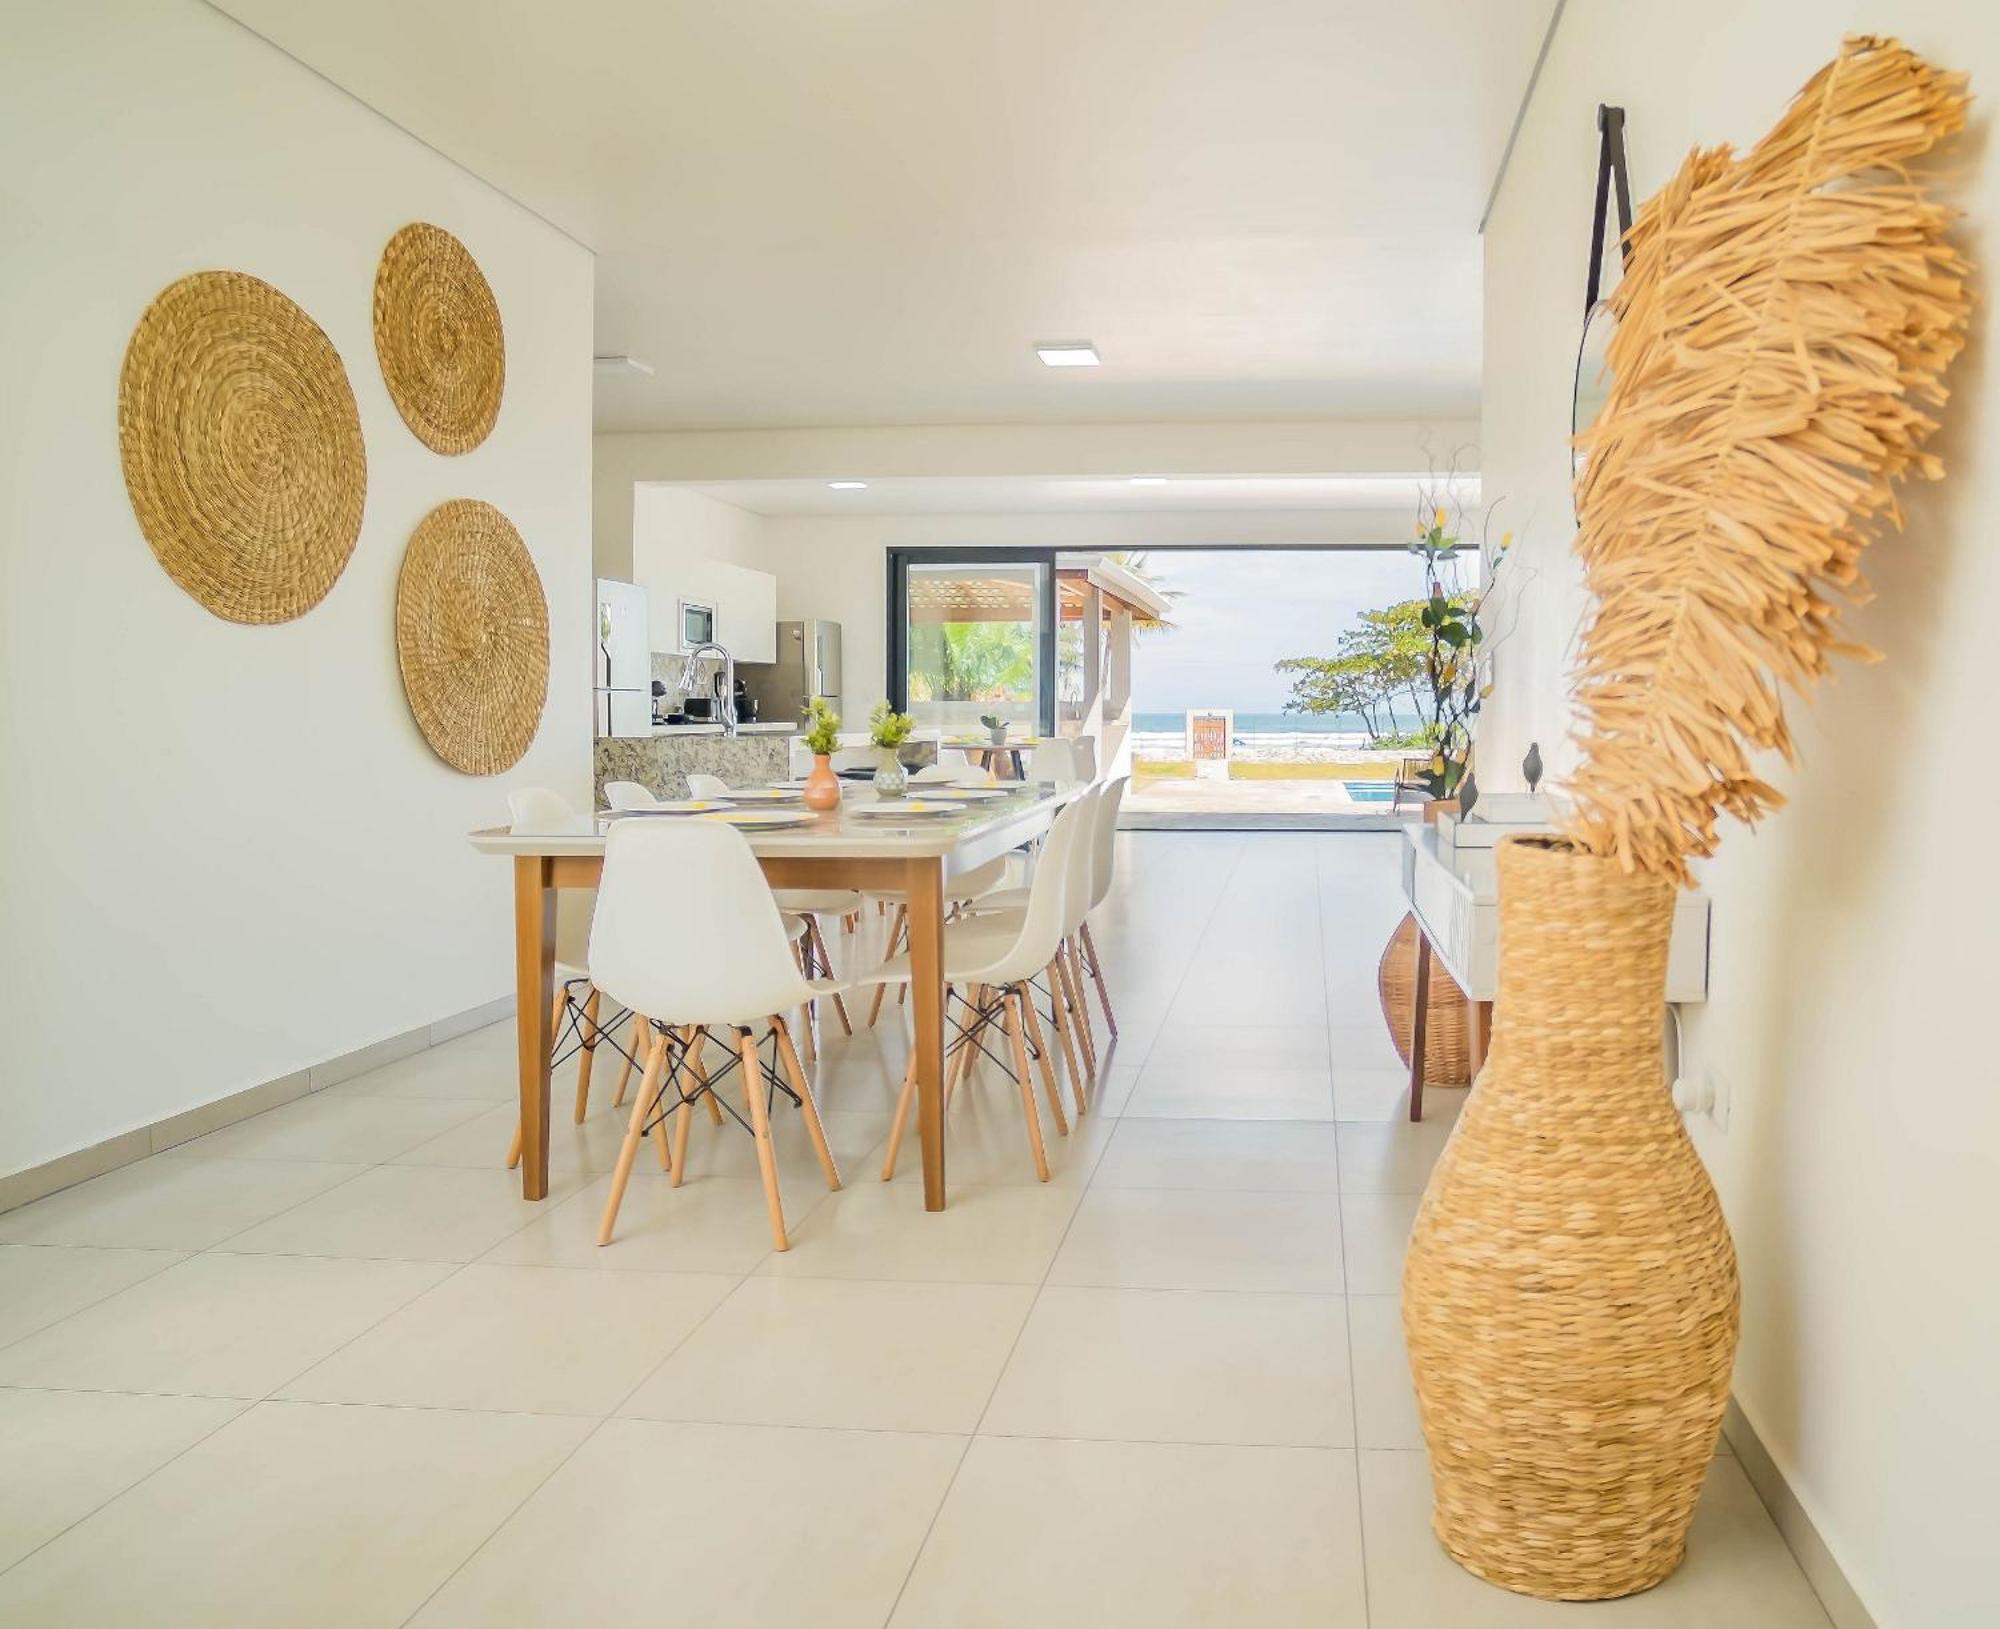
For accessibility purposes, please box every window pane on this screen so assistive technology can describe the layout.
[903,561,1046,734]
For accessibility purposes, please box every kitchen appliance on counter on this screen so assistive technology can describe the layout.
[740,619,840,727]
[594,578,653,738]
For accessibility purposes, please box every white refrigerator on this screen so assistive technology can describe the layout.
[594,578,654,738]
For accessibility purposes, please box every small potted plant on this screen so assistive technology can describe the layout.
[800,696,842,811]
[868,699,915,800]
[980,712,1007,747]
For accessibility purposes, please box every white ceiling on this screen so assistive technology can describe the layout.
[678,472,1481,517]
[214,0,1552,432]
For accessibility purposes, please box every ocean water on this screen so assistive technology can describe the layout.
[1133,710,1413,735]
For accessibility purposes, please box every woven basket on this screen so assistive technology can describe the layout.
[1377,914,1471,1086]
[1401,835,1739,1599]
[118,270,365,623]
[395,500,548,774]
[373,223,504,454]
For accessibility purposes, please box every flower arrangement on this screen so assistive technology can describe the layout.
[803,696,840,756]
[869,700,915,751]
[1405,492,1516,803]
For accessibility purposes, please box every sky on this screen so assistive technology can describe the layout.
[1129,548,1440,713]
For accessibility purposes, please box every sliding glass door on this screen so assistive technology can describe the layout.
[888,549,1056,737]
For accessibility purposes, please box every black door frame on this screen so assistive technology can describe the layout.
[886,546,1059,734]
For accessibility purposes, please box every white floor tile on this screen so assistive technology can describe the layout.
[622,1275,1034,1433]
[1145,1023,1331,1069]
[482,1172,816,1276]
[389,1100,632,1173]
[0,1400,588,1627]
[0,1251,448,1397]
[1335,1103,1462,1193]
[168,1091,493,1164]
[219,1163,581,1262]
[280,1263,735,1416]
[1124,1061,1335,1120]
[983,1284,1352,1447]
[1094,1118,1342,1192]
[890,1435,1368,1628]
[1051,1187,1344,1293]
[0,1388,244,1570]
[0,1157,366,1251]
[1358,1450,1831,1626]
[886,1090,1116,1188]
[758,1180,1081,1285]
[326,1021,521,1101]
[1339,1189,1424,1295]
[0,1243,184,1349]
[409,1418,964,1628]
[1346,1294,1425,1449]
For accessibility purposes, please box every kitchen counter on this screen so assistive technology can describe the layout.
[650,720,800,737]
[595,728,795,803]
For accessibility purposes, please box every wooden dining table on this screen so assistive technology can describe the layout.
[470,782,1077,1212]
[942,737,1042,781]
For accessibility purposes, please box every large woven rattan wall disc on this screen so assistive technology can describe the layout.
[373,223,505,454]
[118,270,366,624]
[395,500,548,775]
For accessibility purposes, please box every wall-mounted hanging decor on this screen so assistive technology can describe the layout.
[118,270,366,623]
[395,499,548,774]
[373,222,505,455]
[1404,36,1971,1602]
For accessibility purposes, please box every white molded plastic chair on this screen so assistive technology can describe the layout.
[1075,774,1126,1040]
[914,760,993,787]
[1028,738,1087,783]
[508,785,595,835]
[857,787,1102,1181]
[685,772,732,800]
[590,818,845,1251]
[602,780,662,811]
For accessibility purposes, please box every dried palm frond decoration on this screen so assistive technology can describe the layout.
[1564,35,1972,883]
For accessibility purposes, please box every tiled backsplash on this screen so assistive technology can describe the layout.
[651,651,725,715]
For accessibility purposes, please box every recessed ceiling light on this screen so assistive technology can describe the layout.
[1129,476,1169,486]
[1035,342,1100,368]
[592,354,654,376]
[827,481,868,490]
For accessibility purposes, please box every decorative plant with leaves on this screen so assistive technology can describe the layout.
[1563,36,1971,882]
[868,699,915,751]
[803,696,841,756]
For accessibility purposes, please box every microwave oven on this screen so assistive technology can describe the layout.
[678,599,716,649]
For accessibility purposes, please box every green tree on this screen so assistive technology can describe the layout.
[909,621,1034,702]
[1276,598,1434,740]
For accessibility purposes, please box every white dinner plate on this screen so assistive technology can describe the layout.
[851,799,965,818]
[606,799,731,816]
[698,808,818,828]
[928,786,1008,800]
[720,787,803,803]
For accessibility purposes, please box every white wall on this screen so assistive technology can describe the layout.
[0,1,594,1176]
[1481,8,2000,1625]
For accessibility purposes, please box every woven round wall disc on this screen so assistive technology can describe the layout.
[396,500,548,775]
[118,270,366,624]
[374,223,505,454]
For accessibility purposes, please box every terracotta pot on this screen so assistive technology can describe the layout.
[1401,835,1739,1600]
[802,753,841,811]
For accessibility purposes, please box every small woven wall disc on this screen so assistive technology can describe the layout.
[118,270,366,623]
[373,222,505,454]
[395,500,548,775]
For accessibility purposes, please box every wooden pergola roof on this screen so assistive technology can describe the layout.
[905,557,1169,625]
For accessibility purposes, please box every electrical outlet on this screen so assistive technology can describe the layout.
[1670,1063,1730,1131]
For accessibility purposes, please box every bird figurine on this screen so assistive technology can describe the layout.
[1523,740,1544,794]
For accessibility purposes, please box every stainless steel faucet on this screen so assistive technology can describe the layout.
[679,642,737,736]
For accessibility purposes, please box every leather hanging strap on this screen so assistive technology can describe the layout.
[1585,104,1634,312]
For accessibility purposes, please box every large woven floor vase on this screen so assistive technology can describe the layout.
[1401,835,1740,1600]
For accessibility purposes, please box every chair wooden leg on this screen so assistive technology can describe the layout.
[612,1011,645,1108]
[670,1026,706,1187]
[1053,948,1095,1085]
[510,985,587,1166]
[573,988,603,1124]
[775,1017,842,1191]
[868,906,907,1026]
[598,1031,668,1245]
[1079,920,1118,1038]
[1046,960,1087,1110]
[881,1049,919,1181]
[1002,990,1052,1183]
[946,984,984,1103]
[1017,985,1070,1133]
[737,1028,790,1251]
[1060,940,1099,1079]
[806,919,853,1035]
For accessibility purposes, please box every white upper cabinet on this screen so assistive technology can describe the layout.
[630,540,777,662]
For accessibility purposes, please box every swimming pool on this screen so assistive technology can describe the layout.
[1343,781,1396,804]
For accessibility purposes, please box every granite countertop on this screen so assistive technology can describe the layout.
[648,721,800,737]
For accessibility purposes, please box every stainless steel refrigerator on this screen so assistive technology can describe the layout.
[594,578,654,738]
[742,619,841,727]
